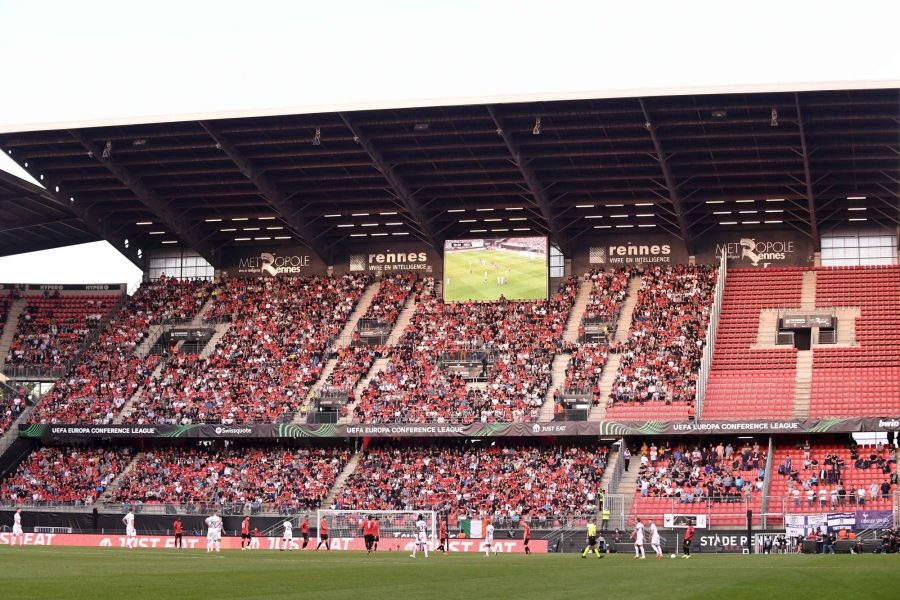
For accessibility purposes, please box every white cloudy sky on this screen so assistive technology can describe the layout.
[0,0,897,285]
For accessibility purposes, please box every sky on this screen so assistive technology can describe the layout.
[0,0,898,285]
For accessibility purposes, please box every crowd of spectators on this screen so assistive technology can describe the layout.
[30,277,213,424]
[609,265,716,412]
[1,446,132,505]
[126,275,370,424]
[5,293,118,369]
[632,440,767,502]
[334,443,608,522]
[0,383,28,436]
[110,445,350,512]
[351,278,577,424]
[357,273,418,328]
[581,268,631,328]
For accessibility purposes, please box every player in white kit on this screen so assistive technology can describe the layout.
[10,509,24,546]
[205,509,223,553]
[281,520,293,551]
[123,510,137,549]
[484,519,498,557]
[410,514,429,558]
[649,519,662,558]
[632,517,646,559]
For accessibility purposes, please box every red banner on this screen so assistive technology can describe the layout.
[0,533,546,553]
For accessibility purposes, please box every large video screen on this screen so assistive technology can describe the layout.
[443,237,548,302]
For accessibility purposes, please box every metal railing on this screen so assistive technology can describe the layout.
[695,251,727,418]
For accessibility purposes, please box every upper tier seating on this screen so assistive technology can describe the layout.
[30,277,213,424]
[606,265,717,420]
[703,268,804,419]
[809,266,900,417]
[351,279,577,424]
[126,275,370,424]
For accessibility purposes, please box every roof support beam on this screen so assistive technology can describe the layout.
[337,113,442,254]
[638,99,692,247]
[68,130,219,266]
[0,166,141,269]
[486,105,569,253]
[198,121,334,263]
[794,94,821,249]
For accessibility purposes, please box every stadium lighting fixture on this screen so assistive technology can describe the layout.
[847,207,867,211]
[371,233,388,237]
[705,200,725,204]
[742,221,760,225]
[232,217,249,221]
[504,207,524,211]
[615,225,634,228]
[352,212,370,216]
[266,226,284,230]
[312,128,321,146]
[508,217,527,221]
[512,228,530,231]
[713,211,732,215]
[149,231,165,235]
[135,221,153,225]
[243,227,260,231]
[765,210,784,213]
[593,225,612,229]
[258,216,276,220]
[638,224,656,228]
[161,240,178,244]
[719,221,738,225]
[764,220,783,224]
[274,236,291,240]
[350,233,367,237]
[221,228,236,232]
[610,214,628,218]
[392,232,409,236]
[606,204,624,207]
[254,237,271,241]
[234,237,251,241]
[459,219,476,223]
[476,208,495,212]
[324,214,341,218]
[385,222,403,226]
[584,215,603,219]
[361,223,378,227]
[337,224,355,228]
[636,213,654,217]
[447,209,465,213]
[766,198,785,202]
[204,218,222,222]
[491,228,509,232]
[848,218,867,222]
[847,196,866,200]
[635,203,654,206]
[739,210,758,214]
[413,123,430,132]
[532,116,541,135]
[380,211,397,215]
[735,199,755,203]
[470,229,487,233]
[575,204,595,208]
[484,218,501,222]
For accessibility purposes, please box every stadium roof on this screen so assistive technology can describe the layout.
[0,85,897,268]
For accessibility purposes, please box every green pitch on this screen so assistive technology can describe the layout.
[443,248,547,302]
[2,548,899,600]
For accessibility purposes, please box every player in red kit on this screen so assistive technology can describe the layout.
[436,520,448,553]
[316,519,330,550]
[241,516,251,550]
[301,516,310,550]
[372,517,381,552]
[522,520,532,555]
[363,516,376,554]
[173,517,183,549]
[682,524,694,559]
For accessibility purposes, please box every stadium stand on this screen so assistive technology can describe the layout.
[5,292,119,370]
[606,265,717,420]
[333,443,609,524]
[350,278,577,424]
[29,277,213,424]
[126,275,370,424]
[356,273,418,331]
[703,268,805,419]
[628,439,767,527]
[1,446,132,504]
[109,446,350,512]
[809,266,900,417]
[770,439,897,512]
